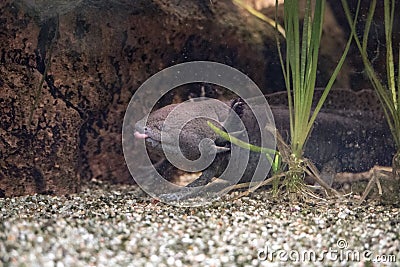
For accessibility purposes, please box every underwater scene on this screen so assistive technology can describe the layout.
[1,0,399,266]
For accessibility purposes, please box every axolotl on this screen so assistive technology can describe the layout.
[134,91,395,199]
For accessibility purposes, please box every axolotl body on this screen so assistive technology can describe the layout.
[134,91,395,196]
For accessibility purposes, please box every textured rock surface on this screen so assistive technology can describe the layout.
[0,2,82,197]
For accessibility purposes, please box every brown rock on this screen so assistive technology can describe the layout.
[0,1,81,196]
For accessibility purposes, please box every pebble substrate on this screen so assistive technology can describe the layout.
[0,181,399,267]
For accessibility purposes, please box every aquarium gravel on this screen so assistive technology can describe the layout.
[0,180,399,267]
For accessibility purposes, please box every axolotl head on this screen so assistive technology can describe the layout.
[134,101,231,161]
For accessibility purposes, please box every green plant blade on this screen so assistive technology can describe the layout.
[207,121,277,164]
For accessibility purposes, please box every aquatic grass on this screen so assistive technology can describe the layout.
[208,119,338,199]
[342,0,400,150]
[207,121,277,165]
[342,1,400,201]
[208,120,287,196]
[208,0,352,199]
[275,0,353,196]
[277,0,352,159]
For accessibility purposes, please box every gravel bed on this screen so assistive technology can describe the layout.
[0,180,399,267]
